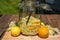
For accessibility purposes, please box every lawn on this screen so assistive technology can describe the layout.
[0,0,22,14]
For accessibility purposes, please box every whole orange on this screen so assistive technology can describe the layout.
[38,27,49,38]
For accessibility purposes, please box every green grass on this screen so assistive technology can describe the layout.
[0,0,22,14]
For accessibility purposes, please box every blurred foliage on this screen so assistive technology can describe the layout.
[0,0,22,14]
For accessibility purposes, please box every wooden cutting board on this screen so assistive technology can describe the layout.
[1,31,60,40]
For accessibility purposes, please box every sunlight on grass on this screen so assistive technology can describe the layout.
[0,0,22,14]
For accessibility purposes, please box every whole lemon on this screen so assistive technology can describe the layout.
[11,26,21,37]
[38,27,49,38]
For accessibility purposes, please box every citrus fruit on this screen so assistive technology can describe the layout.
[28,26,35,30]
[38,26,49,38]
[11,26,21,37]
